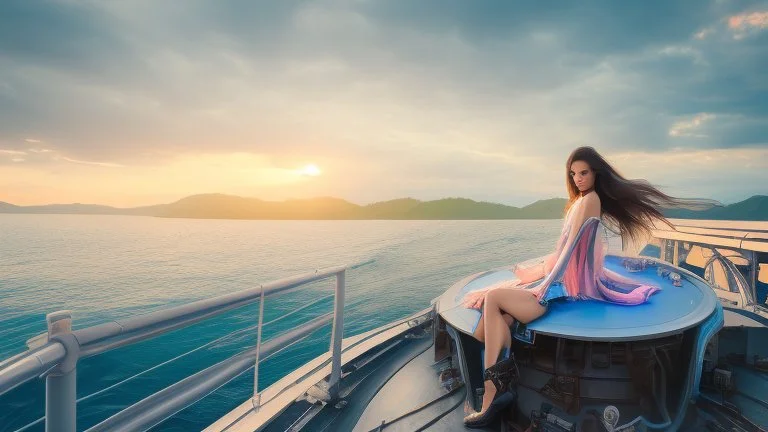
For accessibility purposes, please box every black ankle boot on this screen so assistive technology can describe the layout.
[463,354,519,428]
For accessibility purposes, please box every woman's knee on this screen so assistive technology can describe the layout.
[486,288,504,305]
[489,289,546,324]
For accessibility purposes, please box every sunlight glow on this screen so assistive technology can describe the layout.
[298,164,322,177]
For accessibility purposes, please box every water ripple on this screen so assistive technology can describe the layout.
[0,214,568,432]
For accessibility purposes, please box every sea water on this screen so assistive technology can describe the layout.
[0,214,565,431]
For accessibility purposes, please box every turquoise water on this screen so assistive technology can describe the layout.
[0,214,566,431]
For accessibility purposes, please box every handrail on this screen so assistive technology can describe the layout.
[0,259,373,432]
[76,260,369,357]
[708,250,756,306]
[665,218,768,233]
[0,343,66,395]
[85,314,332,432]
[651,227,768,253]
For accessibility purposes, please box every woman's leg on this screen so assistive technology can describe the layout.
[472,312,515,343]
[477,289,547,413]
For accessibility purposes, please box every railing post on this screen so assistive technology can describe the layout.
[327,270,345,399]
[252,285,266,411]
[672,240,680,266]
[46,311,77,432]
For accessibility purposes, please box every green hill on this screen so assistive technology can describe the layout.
[518,198,570,219]
[361,198,423,219]
[150,194,362,220]
[1,194,766,221]
[401,198,522,219]
[662,195,768,221]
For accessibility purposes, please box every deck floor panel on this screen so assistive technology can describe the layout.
[353,340,474,432]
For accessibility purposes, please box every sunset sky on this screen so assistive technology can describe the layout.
[0,0,766,208]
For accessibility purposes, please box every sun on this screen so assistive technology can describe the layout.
[298,164,322,177]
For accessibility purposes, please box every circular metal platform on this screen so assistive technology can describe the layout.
[437,255,719,341]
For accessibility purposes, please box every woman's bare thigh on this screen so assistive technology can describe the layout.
[485,288,547,324]
[472,311,516,342]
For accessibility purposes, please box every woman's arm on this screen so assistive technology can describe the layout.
[561,194,601,254]
[514,195,601,283]
[514,258,551,284]
[557,195,601,271]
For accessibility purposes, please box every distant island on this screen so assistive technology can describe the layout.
[1,193,767,221]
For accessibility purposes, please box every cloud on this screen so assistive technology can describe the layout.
[0,144,122,169]
[669,113,717,137]
[59,156,123,168]
[24,138,41,143]
[0,149,26,155]
[605,146,768,203]
[0,0,766,206]
[728,11,768,36]
[694,28,715,40]
[692,9,768,40]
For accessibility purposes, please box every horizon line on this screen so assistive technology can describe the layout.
[1,191,763,209]
[0,192,569,209]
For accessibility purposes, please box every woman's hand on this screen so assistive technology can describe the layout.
[461,280,521,310]
[513,261,547,284]
[462,289,488,310]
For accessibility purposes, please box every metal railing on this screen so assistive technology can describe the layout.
[0,260,372,432]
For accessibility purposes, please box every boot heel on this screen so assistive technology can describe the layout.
[463,354,520,428]
[464,389,517,428]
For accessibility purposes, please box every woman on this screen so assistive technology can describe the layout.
[462,146,718,428]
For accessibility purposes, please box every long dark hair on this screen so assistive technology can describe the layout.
[565,146,720,245]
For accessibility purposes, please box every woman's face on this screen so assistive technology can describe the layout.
[570,160,595,193]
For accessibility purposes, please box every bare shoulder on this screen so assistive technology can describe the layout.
[582,192,601,217]
[583,191,600,204]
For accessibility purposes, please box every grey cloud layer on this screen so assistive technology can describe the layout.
[0,0,766,188]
